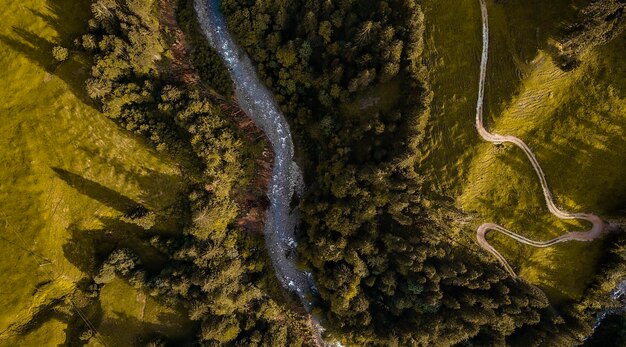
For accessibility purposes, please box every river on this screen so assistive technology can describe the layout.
[193,0,315,310]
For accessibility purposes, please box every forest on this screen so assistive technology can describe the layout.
[71,0,626,345]
[51,0,315,345]
[220,0,626,345]
[1,0,625,345]
[553,0,626,69]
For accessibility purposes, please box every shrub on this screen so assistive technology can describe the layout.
[52,46,69,62]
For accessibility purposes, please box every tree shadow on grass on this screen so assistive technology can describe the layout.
[10,298,68,336]
[0,0,207,186]
[6,278,105,347]
[63,217,170,277]
[54,167,185,275]
[53,163,191,234]
[0,0,95,106]
[27,0,92,48]
[495,124,626,217]
[52,167,147,216]
[61,222,195,345]
[97,310,196,346]
[599,31,626,98]
[62,304,105,347]
[74,145,188,201]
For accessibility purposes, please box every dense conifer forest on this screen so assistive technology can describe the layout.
[67,0,626,344]
[1,0,625,345]
[219,0,626,345]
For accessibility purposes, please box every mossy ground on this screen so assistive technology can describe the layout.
[0,0,191,344]
[422,0,626,305]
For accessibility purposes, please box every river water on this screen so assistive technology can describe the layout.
[193,0,314,310]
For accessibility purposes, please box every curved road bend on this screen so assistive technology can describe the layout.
[475,0,605,277]
[194,0,315,310]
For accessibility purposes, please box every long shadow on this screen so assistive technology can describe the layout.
[29,0,92,48]
[52,167,147,216]
[59,149,193,233]
[7,278,105,347]
[62,304,104,347]
[61,223,195,344]
[0,27,56,71]
[496,118,626,216]
[54,164,185,240]
[0,0,208,173]
[74,147,186,206]
[10,298,67,336]
[97,310,196,346]
[599,31,626,97]
[0,0,95,106]
[63,217,168,276]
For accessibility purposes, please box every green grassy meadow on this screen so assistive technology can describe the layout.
[0,0,191,344]
[422,0,626,304]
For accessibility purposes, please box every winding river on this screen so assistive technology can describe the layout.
[475,0,606,276]
[194,0,314,310]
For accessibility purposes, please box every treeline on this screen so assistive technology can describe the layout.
[57,0,626,345]
[555,0,626,69]
[78,0,242,241]
[220,0,625,345]
[61,0,314,345]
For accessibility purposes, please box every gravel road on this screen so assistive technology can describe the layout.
[475,0,606,277]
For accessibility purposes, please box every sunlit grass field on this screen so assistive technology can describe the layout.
[422,0,626,304]
[0,0,191,344]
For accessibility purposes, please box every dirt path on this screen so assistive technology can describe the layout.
[474,0,606,277]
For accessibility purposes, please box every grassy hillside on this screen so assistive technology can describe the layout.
[88,278,195,346]
[422,0,626,304]
[420,0,588,195]
[0,0,190,343]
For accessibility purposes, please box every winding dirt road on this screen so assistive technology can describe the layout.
[475,0,605,277]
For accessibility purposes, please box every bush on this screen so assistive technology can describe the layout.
[52,46,69,62]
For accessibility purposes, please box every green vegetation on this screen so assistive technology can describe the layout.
[2,0,625,345]
[218,0,616,345]
[421,0,626,303]
[176,0,233,96]
[554,0,626,69]
[94,277,195,345]
[420,0,588,196]
[458,44,626,302]
[0,0,187,343]
[221,0,626,345]
[421,0,626,343]
[1,0,311,345]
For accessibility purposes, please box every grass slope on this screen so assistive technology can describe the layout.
[422,0,625,304]
[0,0,188,343]
[90,277,195,346]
